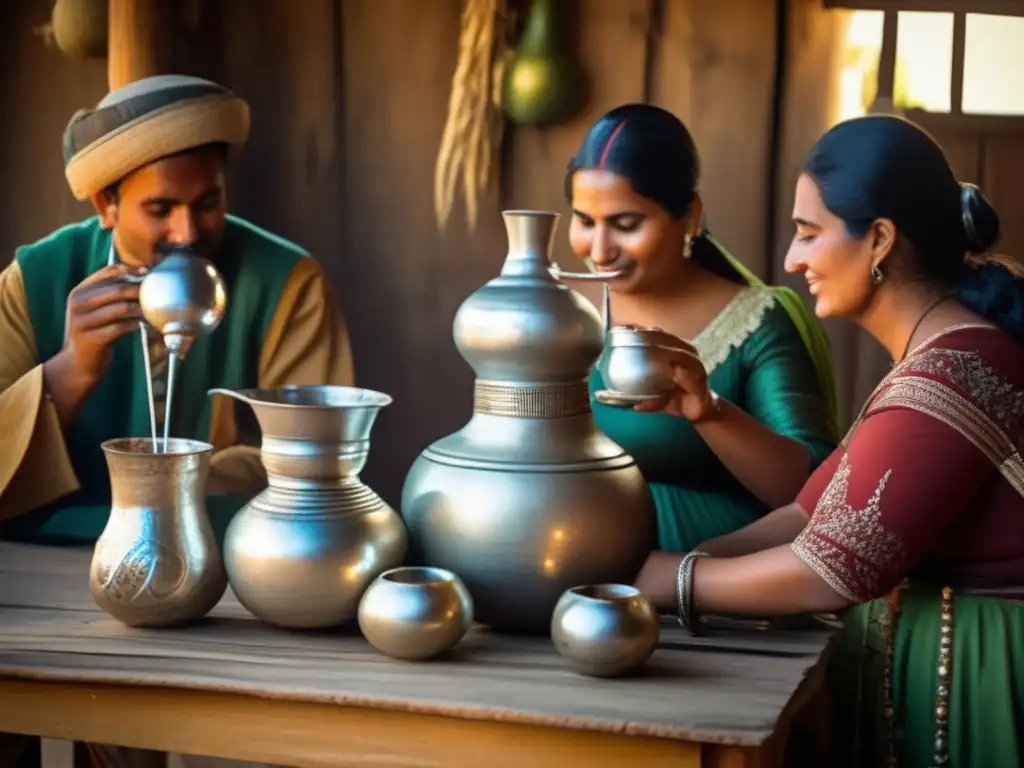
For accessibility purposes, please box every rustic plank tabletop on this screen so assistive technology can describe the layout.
[0,542,837,767]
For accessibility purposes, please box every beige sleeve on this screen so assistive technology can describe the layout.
[0,261,81,522]
[206,256,356,496]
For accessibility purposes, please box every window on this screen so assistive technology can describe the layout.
[893,12,954,113]
[833,7,1024,120]
[836,11,884,121]
[963,14,1024,115]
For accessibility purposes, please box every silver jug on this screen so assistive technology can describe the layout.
[90,438,227,627]
[401,211,655,634]
[208,385,408,629]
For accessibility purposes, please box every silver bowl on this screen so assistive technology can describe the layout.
[357,566,473,660]
[598,326,692,398]
[551,583,659,678]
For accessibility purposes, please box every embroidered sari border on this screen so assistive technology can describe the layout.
[864,376,1024,499]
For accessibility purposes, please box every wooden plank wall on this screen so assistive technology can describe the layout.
[985,135,1024,259]
[0,0,780,506]
[216,0,782,504]
[0,4,106,251]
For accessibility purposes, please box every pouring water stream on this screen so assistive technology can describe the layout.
[108,244,227,453]
[108,245,159,451]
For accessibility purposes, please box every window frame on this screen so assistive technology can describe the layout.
[824,1,1024,124]
[823,1,1024,13]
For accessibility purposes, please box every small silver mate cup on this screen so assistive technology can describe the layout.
[599,326,693,398]
[358,566,474,660]
[551,583,660,678]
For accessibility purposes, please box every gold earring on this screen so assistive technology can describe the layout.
[683,233,694,259]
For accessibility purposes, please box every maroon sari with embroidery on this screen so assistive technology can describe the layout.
[790,324,1024,767]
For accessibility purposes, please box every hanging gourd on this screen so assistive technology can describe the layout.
[50,0,108,59]
[501,0,586,126]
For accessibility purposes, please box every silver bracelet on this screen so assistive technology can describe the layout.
[675,550,710,633]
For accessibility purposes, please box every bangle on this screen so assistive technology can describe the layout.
[675,550,709,633]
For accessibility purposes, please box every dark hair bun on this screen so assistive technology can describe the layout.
[957,260,1024,342]
[959,182,1001,255]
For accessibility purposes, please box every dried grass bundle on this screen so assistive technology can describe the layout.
[434,0,510,231]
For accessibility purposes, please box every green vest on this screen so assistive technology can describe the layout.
[5,215,304,543]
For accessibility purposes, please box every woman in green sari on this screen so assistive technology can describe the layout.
[636,115,1024,766]
[565,104,839,552]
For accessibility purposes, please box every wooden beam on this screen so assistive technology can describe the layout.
[0,678,706,768]
[950,12,965,113]
[904,109,1024,133]
[107,0,177,90]
[875,10,898,102]
[822,0,1024,14]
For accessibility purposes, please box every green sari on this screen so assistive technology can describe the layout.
[834,588,1024,767]
[706,235,839,440]
[589,236,840,551]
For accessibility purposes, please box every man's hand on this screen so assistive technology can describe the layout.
[43,263,147,429]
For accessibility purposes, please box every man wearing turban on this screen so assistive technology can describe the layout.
[0,75,354,767]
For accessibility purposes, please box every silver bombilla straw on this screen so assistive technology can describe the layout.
[108,245,158,451]
[140,327,158,452]
[163,349,180,451]
[601,284,609,336]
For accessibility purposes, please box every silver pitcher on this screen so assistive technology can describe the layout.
[207,385,408,629]
[401,210,656,634]
[90,438,227,627]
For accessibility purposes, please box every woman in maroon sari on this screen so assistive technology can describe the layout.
[634,115,1024,767]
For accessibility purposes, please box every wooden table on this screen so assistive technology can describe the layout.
[0,543,837,767]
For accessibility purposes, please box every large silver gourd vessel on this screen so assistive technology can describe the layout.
[401,210,655,634]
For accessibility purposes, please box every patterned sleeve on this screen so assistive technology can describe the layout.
[792,406,994,602]
[793,444,843,516]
